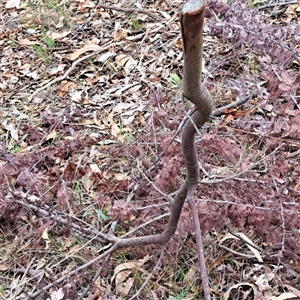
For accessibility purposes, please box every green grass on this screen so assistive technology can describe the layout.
[33,44,51,64]
[169,73,182,89]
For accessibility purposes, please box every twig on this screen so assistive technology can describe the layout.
[79,252,112,300]
[258,0,298,10]
[290,94,300,110]
[97,3,165,22]
[14,199,108,243]
[228,230,263,252]
[182,94,203,138]
[137,163,175,203]
[211,93,256,117]
[219,245,256,259]
[129,247,165,300]
[29,244,119,298]
[280,200,286,254]
[187,188,211,300]
[134,28,150,55]
[121,213,170,239]
[148,112,187,171]
[198,197,300,215]
[28,44,112,101]
[200,143,284,184]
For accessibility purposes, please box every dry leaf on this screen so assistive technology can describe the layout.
[3,122,19,142]
[51,31,71,40]
[46,131,57,141]
[183,265,197,284]
[114,173,130,181]
[47,288,64,300]
[90,164,100,173]
[5,0,20,9]
[224,283,258,300]
[270,293,300,300]
[220,232,263,262]
[114,28,129,41]
[19,38,37,46]
[112,255,150,295]
[42,229,50,249]
[59,81,77,97]
[69,43,102,60]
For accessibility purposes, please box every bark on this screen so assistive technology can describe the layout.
[114,0,213,253]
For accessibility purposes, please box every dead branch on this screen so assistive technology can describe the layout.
[219,245,256,259]
[258,0,298,10]
[15,199,108,243]
[97,3,165,22]
[211,93,256,117]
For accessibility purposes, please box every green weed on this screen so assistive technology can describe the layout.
[129,19,141,30]
[33,44,51,64]
[96,207,110,222]
[41,28,55,49]
[11,144,21,153]
[169,73,182,89]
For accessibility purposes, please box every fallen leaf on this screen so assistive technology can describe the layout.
[114,28,129,41]
[69,43,102,60]
[220,232,263,262]
[5,0,20,9]
[111,255,150,295]
[42,229,50,249]
[270,293,300,300]
[224,283,258,300]
[59,81,78,97]
[51,31,71,40]
[90,164,100,173]
[19,38,38,46]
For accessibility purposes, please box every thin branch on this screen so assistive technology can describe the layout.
[137,162,174,203]
[200,143,284,184]
[79,252,112,300]
[211,93,256,117]
[15,199,108,243]
[98,3,165,22]
[198,198,300,215]
[258,0,298,10]
[187,194,211,300]
[228,230,263,252]
[120,213,170,239]
[29,244,119,298]
[219,245,256,259]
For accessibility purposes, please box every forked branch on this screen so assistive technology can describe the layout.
[29,0,213,298]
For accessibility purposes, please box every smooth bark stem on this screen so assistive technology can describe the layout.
[180,1,213,300]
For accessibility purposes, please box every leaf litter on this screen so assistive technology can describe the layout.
[0,0,300,298]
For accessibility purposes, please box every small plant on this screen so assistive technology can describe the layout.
[44,0,59,10]
[41,28,55,49]
[33,44,51,64]
[106,60,118,73]
[0,283,5,295]
[11,144,21,153]
[169,73,182,89]
[74,181,82,200]
[96,207,110,222]
[129,19,141,30]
